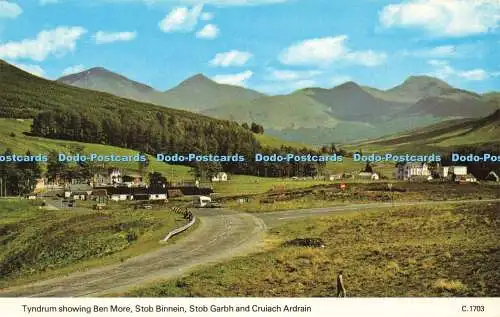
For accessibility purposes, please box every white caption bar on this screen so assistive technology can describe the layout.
[0,298,498,317]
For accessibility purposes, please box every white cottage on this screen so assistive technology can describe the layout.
[211,172,228,182]
[395,163,431,180]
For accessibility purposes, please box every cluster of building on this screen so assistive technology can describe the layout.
[394,162,482,183]
[35,168,215,203]
[325,162,499,184]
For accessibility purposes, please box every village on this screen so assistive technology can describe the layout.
[25,167,231,210]
[20,159,499,211]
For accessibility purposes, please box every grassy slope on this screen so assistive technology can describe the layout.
[346,110,500,153]
[127,203,499,297]
[0,199,186,287]
[255,133,314,150]
[202,92,339,130]
[0,118,191,181]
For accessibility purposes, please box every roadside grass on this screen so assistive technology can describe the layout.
[212,175,328,197]
[0,118,191,181]
[126,203,499,297]
[0,199,186,288]
[224,182,500,213]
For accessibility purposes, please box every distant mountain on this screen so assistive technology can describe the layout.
[382,75,452,103]
[205,75,499,144]
[58,67,162,104]
[202,91,339,130]
[300,81,409,121]
[162,73,265,112]
[58,69,265,112]
[400,89,495,118]
[56,65,499,145]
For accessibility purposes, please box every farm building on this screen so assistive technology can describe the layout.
[395,163,431,180]
[439,165,468,178]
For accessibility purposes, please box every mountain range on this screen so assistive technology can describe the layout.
[58,69,265,112]
[53,66,500,144]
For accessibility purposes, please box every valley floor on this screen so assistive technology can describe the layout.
[128,202,500,297]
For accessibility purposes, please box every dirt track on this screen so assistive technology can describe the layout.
[0,199,497,297]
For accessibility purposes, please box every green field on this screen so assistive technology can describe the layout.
[127,203,500,297]
[255,133,315,150]
[223,182,500,212]
[0,199,186,287]
[0,118,192,181]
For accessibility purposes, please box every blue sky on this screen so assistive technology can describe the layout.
[0,0,499,94]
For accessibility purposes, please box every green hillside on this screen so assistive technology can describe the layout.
[0,118,192,181]
[348,110,500,153]
[202,91,339,130]
[0,60,267,178]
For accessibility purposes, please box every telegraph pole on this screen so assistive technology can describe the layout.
[388,183,394,208]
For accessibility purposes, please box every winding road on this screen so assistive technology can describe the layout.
[0,199,497,297]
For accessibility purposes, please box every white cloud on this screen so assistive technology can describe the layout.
[344,50,388,67]
[94,31,137,44]
[279,35,387,67]
[61,64,86,76]
[10,62,45,77]
[200,12,214,21]
[428,60,490,81]
[212,70,253,86]
[265,69,322,81]
[0,1,22,19]
[0,27,87,62]
[196,24,219,39]
[403,45,457,58]
[210,50,252,67]
[379,0,500,36]
[159,4,203,32]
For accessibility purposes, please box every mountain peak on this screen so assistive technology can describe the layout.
[180,73,214,85]
[59,66,123,81]
[402,75,451,88]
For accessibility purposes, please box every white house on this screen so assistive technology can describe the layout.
[395,163,431,180]
[149,193,168,201]
[358,172,380,181]
[439,165,468,178]
[109,169,122,184]
[211,172,228,182]
[110,193,130,201]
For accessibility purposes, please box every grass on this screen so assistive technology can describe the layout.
[212,175,328,197]
[345,110,500,154]
[255,133,314,150]
[223,182,500,213]
[0,199,186,287]
[0,118,192,182]
[126,203,500,297]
